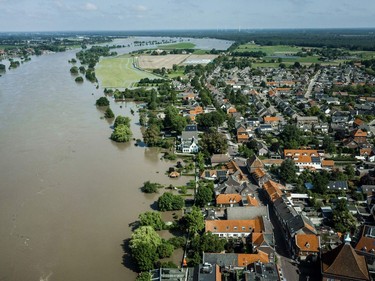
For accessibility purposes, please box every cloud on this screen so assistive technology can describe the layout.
[83,2,98,11]
[132,5,148,12]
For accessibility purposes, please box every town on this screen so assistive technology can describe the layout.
[119,42,375,281]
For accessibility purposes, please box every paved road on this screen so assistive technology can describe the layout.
[304,70,321,99]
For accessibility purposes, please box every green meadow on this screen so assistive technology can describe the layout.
[96,55,161,88]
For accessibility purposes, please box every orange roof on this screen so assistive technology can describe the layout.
[266,81,278,85]
[216,265,221,281]
[261,159,283,166]
[354,129,367,137]
[355,226,375,254]
[360,148,373,156]
[216,194,242,205]
[252,168,266,179]
[263,180,284,202]
[295,234,319,253]
[276,87,292,92]
[237,251,269,266]
[296,155,312,163]
[227,107,237,114]
[354,118,364,126]
[322,160,335,167]
[284,149,320,157]
[205,218,264,233]
[268,90,276,96]
[246,195,259,207]
[263,116,280,123]
[252,233,265,246]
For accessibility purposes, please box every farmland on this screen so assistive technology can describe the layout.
[96,54,161,88]
[138,54,218,69]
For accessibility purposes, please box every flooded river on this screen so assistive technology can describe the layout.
[0,37,230,281]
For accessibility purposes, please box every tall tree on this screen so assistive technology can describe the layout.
[279,159,298,183]
[110,124,132,142]
[199,130,228,156]
[181,206,205,235]
[139,211,165,231]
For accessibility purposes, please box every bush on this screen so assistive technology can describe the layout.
[157,241,174,259]
[96,97,110,107]
[141,181,162,193]
[104,107,114,118]
[75,76,84,83]
[168,236,186,249]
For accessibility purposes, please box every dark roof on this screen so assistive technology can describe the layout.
[328,181,348,190]
[245,262,279,281]
[321,243,370,280]
[184,124,197,131]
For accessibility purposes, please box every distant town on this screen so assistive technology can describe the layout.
[2,30,375,281]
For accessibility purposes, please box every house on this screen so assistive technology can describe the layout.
[263,116,280,127]
[353,129,368,144]
[179,124,199,153]
[321,237,370,281]
[252,168,271,186]
[294,234,320,261]
[296,116,319,126]
[263,180,284,202]
[211,154,231,165]
[246,155,264,173]
[284,149,324,171]
[203,252,271,270]
[237,126,249,143]
[205,217,264,238]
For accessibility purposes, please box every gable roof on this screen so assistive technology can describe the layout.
[205,217,264,233]
[354,129,368,137]
[263,116,280,123]
[321,243,370,280]
[216,194,242,205]
[237,251,269,266]
[247,155,264,170]
[295,234,319,253]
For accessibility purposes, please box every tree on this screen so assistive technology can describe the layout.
[279,124,305,149]
[141,181,161,193]
[279,159,298,183]
[181,206,205,234]
[199,130,228,156]
[190,232,226,254]
[70,66,79,74]
[157,241,174,258]
[158,192,184,211]
[96,96,109,107]
[322,135,336,154]
[196,111,226,129]
[75,76,84,83]
[139,211,165,230]
[195,185,213,207]
[163,106,187,133]
[143,125,161,146]
[344,164,355,180]
[130,226,162,271]
[313,170,330,194]
[104,107,114,119]
[114,115,131,128]
[110,124,132,142]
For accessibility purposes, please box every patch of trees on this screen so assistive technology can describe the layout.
[110,115,132,142]
[75,76,84,83]
[85,68,97,83]
[163,106,187,134]
[0,64,6,71]
[9,61,20,69]
[279,124,307,149]
[138,78,167,85]
[76,46,117,68]
[158,192,184,211]
[199,130,228,156]
[141,181,163,193]
[195,182,214,207]
[96,96,110,106]
[104,107,114,118]
[330,84,375,97]
[231,51,266,57]
[196,111,226,129]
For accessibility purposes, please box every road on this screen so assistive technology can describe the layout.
[304,70,321,99]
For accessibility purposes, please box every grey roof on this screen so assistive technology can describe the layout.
[226,206,268,220]
[244,262,279,281]
[203,253,239,267]
[185,124,198,131]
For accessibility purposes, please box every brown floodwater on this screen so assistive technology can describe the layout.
[0,37,231,281]
[0,48,192,281]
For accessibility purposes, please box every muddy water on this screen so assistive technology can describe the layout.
[0,47,195,280]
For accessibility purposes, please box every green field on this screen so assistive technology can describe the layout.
[158,42,196,50]
[96,55,161,88]
[235,44,303,55]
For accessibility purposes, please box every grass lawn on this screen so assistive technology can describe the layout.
[235,44,303,55]
[350,50,375,60]
[168,70,185,78]
[158,42,196,50]
[96,54,161,88]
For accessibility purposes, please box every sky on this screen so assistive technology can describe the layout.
[1,0,375,32]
